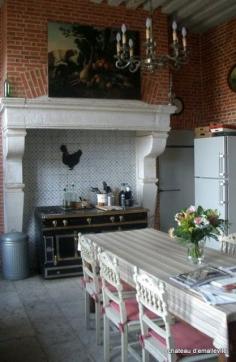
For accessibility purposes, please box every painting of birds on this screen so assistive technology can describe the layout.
[60,145,82,170]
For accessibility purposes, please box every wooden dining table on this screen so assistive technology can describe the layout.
[83,227,236,362]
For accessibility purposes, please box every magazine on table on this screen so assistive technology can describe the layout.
[219,265,236,275]
[195,284,236,305]
[170,265,231,289]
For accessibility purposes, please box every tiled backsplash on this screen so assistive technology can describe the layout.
[23,129,137,259]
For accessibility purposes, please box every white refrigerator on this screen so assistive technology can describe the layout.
[194,136,236,249]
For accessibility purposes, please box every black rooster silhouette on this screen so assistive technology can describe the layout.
[60,145,82,170]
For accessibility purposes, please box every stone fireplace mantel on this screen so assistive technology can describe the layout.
[0,97,175,232]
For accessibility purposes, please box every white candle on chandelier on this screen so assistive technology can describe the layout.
[116,32,121,55]
[172,20,178,42]
[182,27,187,49]
[129,39,134,57]
[146,17,152,41]
[121,24,127,45]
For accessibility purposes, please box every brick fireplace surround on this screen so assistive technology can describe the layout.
[1,0,236,234]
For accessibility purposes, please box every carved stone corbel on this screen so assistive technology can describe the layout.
[3,129,27,232]
[136,131,169,227]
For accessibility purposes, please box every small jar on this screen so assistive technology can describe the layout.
[107,194,114,207]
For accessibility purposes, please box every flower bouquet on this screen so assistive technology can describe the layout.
[169,205,226,264]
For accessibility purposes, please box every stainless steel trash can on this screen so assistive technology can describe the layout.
[1,232,29,280]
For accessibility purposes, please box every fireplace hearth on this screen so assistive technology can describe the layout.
[0,96,175,237]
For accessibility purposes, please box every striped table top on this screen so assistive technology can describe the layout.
[85,227,236,356]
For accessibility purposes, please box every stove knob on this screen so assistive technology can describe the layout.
[52,220,57,227]
[86,217,92,225]
[110,216,115,223]
[62,219,68,226]
[119,215,124,222]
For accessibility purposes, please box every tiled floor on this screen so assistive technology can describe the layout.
[0,274,218,362]
[0,274,140,362]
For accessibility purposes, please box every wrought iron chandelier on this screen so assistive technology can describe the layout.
[114,1,188,73]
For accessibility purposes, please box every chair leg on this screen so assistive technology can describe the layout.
[142,349,150,362]
[104,314,110,362]
[121,325,128,362]
[95,301,101,345]
[85,291,90,329]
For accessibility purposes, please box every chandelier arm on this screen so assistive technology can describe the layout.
[115,59,131,70]
[114,0,188,73]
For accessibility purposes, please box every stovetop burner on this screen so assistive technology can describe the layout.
[37,206,67,215]
[36,205,95,216]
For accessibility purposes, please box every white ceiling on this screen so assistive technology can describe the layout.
[91,0,236,33]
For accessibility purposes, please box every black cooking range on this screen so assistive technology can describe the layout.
[35,206,148,279]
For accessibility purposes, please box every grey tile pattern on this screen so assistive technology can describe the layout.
[0,274,139,362]
[0,275,218,362]
[22,129,137,264]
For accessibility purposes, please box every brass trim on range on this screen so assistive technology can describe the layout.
[55,234,80,261]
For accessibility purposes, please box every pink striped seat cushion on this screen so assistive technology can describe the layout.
[80,276,134,293]
[149,320,214,357]
[110,298,157,322]
[103,279,135,293]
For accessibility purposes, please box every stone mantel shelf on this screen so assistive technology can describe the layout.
[0,97,175,131]
[0,96,175,232]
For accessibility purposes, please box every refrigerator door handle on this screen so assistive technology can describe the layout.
[219,181,226,205]
[219,153,225,177]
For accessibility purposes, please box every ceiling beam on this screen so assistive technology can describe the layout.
[161,0,190,15]
[107,0,124,5]
[176,0,214,20]
[192,3,236,32]
[143,0,166,11]
[183,0,233,27]
[126,0,145,9]
[90,0,103,3]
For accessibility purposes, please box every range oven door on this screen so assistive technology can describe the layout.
[56,233,80,261]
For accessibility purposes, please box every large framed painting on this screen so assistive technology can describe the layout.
[48,22,141,99]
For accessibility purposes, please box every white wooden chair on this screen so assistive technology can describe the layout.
[99,250,143,362]
[134,269,218,362]
[79,235,135,346]
[79,234,102,345]
[220,233,236,255]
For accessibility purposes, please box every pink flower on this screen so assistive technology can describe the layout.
[194,216,202,225]
[187,205,196,213]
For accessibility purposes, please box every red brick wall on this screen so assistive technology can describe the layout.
[201,18,236,125]
[1,0,236,232]
[4,0,169,103]
[171,33,203,129]
[171,18,236,128]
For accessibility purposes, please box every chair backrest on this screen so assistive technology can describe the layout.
[79,235,100,292]
[134,269,176,362]
[220,233,236,255]
[98,251,128,324]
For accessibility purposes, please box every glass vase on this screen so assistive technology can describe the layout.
[187,240,205,265]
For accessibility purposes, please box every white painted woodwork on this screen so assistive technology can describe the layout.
[0,97,174,232]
